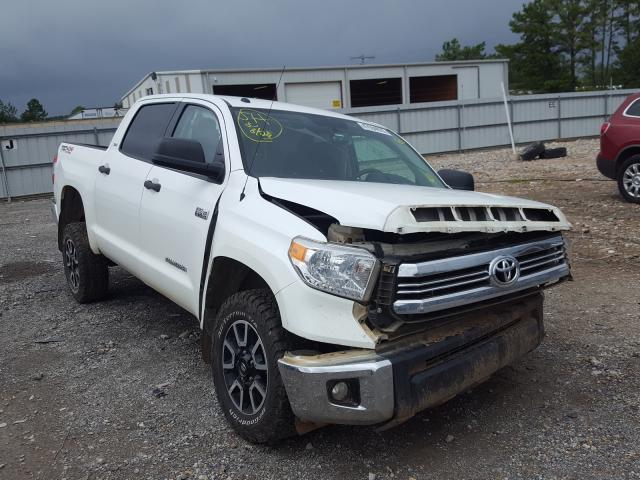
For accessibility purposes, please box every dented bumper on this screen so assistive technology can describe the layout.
[278,293,544,427]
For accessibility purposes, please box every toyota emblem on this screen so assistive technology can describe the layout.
[489,255,520,287]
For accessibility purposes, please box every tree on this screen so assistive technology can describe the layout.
[20,98,48,122]
[615,0,640,46]
[496,0,563,92]
[70,105,85,116]
[579,2,601,86]
[0,100,18,123]
[616,36,640,86]
[436,38,488,61]
[551,0,586,91]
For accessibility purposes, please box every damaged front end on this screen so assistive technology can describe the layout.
[262,184,572,337]
[322,223,571,336]
[269,190,572,428]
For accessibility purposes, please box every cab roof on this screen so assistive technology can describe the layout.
[137,93,359,123]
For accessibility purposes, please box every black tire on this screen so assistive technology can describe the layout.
[211,289,296,444]
[61,222,109,303]
[540,147,568,159]
[617,155,640,203]
[520,142,546,161]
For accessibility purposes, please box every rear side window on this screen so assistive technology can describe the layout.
[120,103,176,160]
[625,99,640,117]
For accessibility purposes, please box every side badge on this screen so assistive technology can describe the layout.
[195,207,209,220]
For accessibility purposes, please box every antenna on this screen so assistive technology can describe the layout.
[239,64,286,201]
[350,54,375,65]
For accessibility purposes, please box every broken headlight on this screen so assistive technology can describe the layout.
[288,237,379,302]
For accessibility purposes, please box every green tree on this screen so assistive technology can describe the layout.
[70,105,85,116]
[435,38,488,61]
[579,2,601,86]
[615,0,640,46]
[496,0,563,92]
[20,98,48,122]
[0,100,18,123]
[616,36,640,86]
[551,0,586,91]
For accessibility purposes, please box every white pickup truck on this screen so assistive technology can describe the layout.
[52,94,571,443]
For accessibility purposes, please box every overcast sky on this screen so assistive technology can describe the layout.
[0,0,522,116]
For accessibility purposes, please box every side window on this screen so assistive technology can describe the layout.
[120,103,176,160]
[172,105,222,164]
[353,136,416,184]
[625,99,640,117]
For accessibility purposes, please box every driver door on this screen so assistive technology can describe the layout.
[136,101,228,317]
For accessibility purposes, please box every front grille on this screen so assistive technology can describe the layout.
[397,265,489,299]
[393,236,569,315]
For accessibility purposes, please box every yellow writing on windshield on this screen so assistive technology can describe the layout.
[237,109,283,143]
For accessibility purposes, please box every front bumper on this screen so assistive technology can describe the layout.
[597,153,616,179]
[278,293,544,426]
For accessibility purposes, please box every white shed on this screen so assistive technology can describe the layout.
[121,60,509,112]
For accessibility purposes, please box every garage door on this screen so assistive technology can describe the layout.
[284,82,342,110]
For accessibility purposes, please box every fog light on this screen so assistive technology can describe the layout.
[331,381,349,401]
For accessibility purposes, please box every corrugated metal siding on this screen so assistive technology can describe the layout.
[343,88,639,155]
[0,118,120,199]
[2,89,638,199]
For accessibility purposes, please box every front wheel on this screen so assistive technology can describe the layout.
[618,155,640,203]
[211,289,296,444]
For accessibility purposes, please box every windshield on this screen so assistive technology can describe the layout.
[231,107,445,188]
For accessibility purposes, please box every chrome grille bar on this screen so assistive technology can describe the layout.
[393,236,570,315]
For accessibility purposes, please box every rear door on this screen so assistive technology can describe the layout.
[93,102,178,272]
[136,100,229,316]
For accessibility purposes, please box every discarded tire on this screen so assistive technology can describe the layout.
[520,142,546,161]
[540,147,568,159]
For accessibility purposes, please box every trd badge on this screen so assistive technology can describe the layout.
[195,207,209,220]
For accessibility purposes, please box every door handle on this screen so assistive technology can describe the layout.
[98,165,110,175]
[144,180,161,192]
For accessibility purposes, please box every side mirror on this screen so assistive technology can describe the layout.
[438,168,475,191]
[152,137,224,181]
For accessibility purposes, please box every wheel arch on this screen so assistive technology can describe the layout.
[615,145,640,175]
[57,186,86,251]
[201,256,273,338]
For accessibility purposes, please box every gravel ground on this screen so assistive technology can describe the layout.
[1,138,639,479]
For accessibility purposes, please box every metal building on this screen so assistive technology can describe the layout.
[121,60,509,111]
[67,106,125,120]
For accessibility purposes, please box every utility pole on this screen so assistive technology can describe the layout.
[350,54,375,65]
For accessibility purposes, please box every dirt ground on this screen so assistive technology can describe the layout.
[1,138,639,479]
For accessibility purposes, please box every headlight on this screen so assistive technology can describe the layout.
[288,237,379,302]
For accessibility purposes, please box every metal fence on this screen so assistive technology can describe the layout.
[1,89,637,200]
[345,88,636,155]
[0,118,120,200]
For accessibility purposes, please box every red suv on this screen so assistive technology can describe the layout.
[597,92,640,203]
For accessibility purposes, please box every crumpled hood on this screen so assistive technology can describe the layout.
[259,177,571,234]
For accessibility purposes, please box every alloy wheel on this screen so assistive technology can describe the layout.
[221,320,268,415]
[622,162,640,198]
[65,239,80,292]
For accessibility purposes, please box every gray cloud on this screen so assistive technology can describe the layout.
[0,0,520,115]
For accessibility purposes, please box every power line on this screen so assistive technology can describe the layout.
[350,54,375,65]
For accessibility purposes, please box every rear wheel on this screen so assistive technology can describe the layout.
[62,222,109,303]
[211,289,296,444]
[617,155,640,203]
